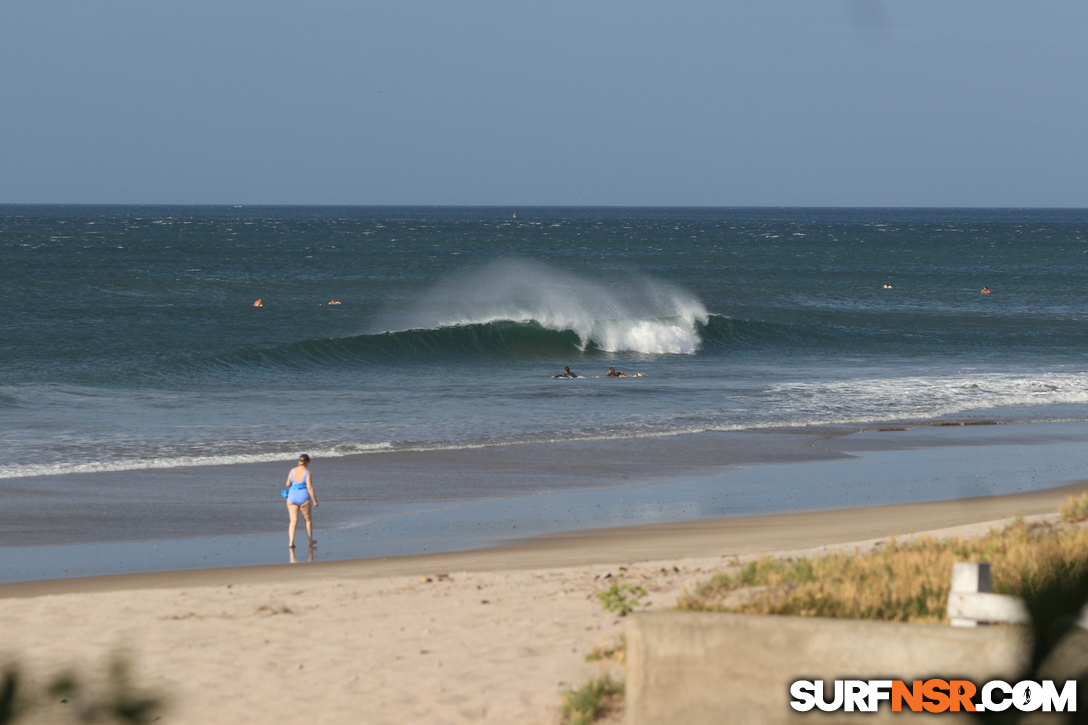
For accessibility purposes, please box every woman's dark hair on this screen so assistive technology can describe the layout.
[298,454,310,463]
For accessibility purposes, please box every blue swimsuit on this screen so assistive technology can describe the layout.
[287,470,311,505]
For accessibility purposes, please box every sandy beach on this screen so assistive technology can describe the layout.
[2,481,1083,725]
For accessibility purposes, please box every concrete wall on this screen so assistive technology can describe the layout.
[626,612,1029,724]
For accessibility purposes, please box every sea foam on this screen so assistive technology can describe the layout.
[388,259,711,355]
[0,441,395,481]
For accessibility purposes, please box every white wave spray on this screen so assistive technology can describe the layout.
[388,259,711,355]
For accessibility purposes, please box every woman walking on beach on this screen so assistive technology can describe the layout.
[285,454,318,549]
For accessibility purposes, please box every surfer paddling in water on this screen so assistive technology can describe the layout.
[589,367,644,378]
[284,454,318,549]
[553,366,581,378]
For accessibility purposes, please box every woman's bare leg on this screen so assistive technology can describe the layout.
[287,502,300,548]
[300,501,315,546]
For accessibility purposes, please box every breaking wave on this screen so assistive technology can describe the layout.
[388,258,711,355]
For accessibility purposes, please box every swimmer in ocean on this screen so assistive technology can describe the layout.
[253,297,263,307]
[607,367,627,378]
[328,299,341,305]
[981,286,991,294]
[553,366,579,378]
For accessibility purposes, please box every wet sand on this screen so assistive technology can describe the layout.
[5,421,1088,583]
[2,478,1083,599]
[2,429,847,548]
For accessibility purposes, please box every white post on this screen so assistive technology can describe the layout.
[950,562,991,627]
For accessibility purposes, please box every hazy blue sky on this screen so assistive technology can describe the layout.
[2,2,1086,206]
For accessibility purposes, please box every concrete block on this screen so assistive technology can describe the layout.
[947,592,1029,625]
[626,611,1027,724]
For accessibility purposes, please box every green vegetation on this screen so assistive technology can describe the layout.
[0,669,20,724]
[560,674,624,725]
[597,583,649,617]
[0,655,162,725]
[678,519,1088,623]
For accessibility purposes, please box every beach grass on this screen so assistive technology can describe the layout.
[677,518,1088,623]
[560,674,624,725]
[1059,492,1088,523]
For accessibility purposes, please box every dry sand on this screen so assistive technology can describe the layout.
[1,483,1083,724]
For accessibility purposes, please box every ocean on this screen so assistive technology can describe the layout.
[5,205,1088,480]
[4,206,1088,577]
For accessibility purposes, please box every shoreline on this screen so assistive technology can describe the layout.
[5,419,1088,585]
[3,477,1084,599]
[2,427,850,547]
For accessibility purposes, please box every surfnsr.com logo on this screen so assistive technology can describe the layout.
[790,679,1077,713]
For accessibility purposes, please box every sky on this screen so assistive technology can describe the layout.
[1,1,1086,207]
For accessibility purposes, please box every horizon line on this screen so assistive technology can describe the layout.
[2,203,1087,211]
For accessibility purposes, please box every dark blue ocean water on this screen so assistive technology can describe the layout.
[4,206,1088,481]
